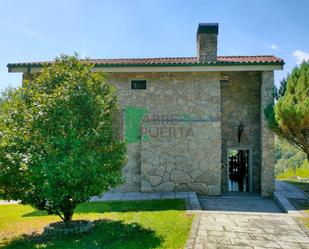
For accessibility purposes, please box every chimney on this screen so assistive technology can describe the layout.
[197,23,218,63]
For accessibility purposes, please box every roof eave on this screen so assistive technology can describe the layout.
[7,61,284,73]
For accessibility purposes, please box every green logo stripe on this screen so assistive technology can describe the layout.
[124,107,148,144]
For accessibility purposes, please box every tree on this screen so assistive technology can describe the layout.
[274,78,287,100]
[265,61,309,162]
[0,55,126,223]
[274,136,306,176]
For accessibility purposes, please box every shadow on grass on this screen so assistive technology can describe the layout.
[23,199,186,217]
[1,219,163,249]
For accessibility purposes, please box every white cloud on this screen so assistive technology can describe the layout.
[266,44,279,50]
[293,50,309,64]
[270,44,279,50]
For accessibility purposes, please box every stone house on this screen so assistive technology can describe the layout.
[8,23,284,197]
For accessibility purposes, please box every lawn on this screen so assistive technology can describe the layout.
[276,163,309,179]
[0,199,193,249]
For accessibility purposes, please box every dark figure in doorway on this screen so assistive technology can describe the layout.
[236,150,248,192]
[229,150,248,192]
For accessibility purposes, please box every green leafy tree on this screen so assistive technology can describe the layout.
[265,61,309,162]
[0,55,126,223]
[275,137,306,176]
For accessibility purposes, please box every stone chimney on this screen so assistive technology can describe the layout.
[197,23,218,63]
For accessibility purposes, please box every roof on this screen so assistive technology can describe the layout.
[7,56,284,70]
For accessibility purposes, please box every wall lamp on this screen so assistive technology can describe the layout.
[238,123,244,143]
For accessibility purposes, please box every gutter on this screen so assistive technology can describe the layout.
[7,61,285,74]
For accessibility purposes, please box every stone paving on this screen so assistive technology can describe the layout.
[89,191,202,210]
[0,191,202,209]
[189,212,309,249]
[186,181,309,248]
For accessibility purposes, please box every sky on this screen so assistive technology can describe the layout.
[0,0,309,90]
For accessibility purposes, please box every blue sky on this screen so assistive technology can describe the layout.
[1,0,309,89]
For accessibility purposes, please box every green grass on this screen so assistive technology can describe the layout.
[0,199,193,249]
[276,162,309,179]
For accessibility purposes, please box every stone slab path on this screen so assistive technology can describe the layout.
[1,191,202,210]
[187,182,309,248]
[187,212,309,249]
[90,191,202,210]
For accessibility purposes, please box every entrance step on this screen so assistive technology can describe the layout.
[198,196,283,213]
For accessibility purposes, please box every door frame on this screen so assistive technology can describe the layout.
[226,147,253,193]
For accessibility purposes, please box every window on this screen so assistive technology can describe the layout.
[220,74,229,84]
[131,80,146,90]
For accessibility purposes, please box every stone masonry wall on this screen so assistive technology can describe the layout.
[221,72,261,194]
[141,121,221,195]
[261,71,275,197]
[108,72,222,195]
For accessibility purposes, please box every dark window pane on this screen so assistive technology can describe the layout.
[131,80,146,89]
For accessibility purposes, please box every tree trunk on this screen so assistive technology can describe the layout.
[63,209,74,224]
[62,196,75,224]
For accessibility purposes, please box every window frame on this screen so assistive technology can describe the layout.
[130,79,147,90]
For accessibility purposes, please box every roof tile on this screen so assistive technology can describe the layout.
[7,55,284,68]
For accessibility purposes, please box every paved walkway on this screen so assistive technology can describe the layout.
[187,182,309,248]
[1,191,202,210]
[188,212,309,249]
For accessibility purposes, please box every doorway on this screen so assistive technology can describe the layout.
[228,149,251,192]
